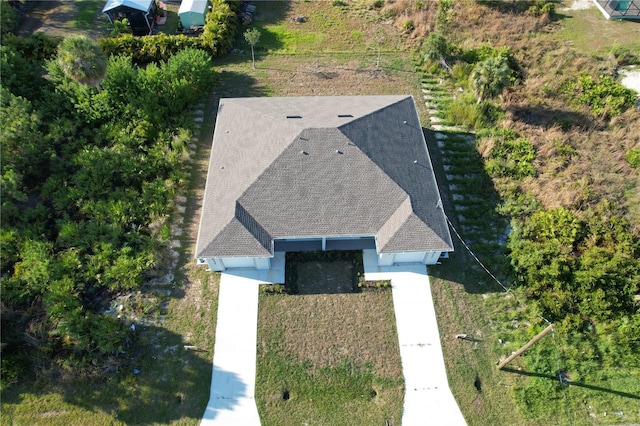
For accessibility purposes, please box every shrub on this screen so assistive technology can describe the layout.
[2,33,59,62]
[625,148,640,168]
[526,1,555,17]
[484,134,536,179]
[574,74,636,119]
[403,20,415,32]
[100,0,238,63]
[0,1,19,35]
[200,0,239,55]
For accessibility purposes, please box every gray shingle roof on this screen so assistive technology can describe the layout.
[196,96,453,258]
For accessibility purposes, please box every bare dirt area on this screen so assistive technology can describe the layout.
[18,1,110,39]
[297,261,355,294]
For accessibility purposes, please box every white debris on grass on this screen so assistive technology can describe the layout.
[562,0,593,10]
[619,66,640,95]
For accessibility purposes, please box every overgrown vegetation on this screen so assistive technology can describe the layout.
[0,37,216,389]
[418,0,640,423]
[2,0,639,424]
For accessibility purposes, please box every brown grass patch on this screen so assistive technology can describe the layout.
[260,292,402,379]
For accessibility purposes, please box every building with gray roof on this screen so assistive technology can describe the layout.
[195,95,453,271]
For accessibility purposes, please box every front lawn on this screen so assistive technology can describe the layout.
[256,266,404,425]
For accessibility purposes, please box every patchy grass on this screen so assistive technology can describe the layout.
[0,266,219,425]
[559,6,640,55]
[256,287,403,424]
[68,0,104,28]
[248,0,407,53]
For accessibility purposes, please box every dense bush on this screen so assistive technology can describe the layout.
[1,32,59,62]
[568,74,637,119]
[0,45,216,388]
[508,204,640,368]
[484,132,536,179]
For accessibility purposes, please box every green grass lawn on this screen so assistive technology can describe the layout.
[256,285,404,425]
[559,5,640,55]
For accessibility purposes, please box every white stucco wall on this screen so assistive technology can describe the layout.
[379,251,444,266]
[202,257,271,271]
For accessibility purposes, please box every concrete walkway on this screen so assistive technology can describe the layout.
[363,250,467,425]
[201,254,284,425]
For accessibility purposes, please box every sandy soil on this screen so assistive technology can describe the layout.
[620,67,640,95]
[562,0,594,11]
[18,1,110,39]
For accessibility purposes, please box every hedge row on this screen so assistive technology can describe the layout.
[100,0,238,64]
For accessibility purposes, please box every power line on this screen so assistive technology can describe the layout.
[440,208,572,424]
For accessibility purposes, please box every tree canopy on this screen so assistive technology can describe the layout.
[55,35,108,87]
[0,40,216,389]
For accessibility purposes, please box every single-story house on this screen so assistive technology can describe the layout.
[179,0,209,28]
[102,0,157,36]
[195,95,454,271]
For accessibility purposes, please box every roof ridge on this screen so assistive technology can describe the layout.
[376,197,413,250]
[336,95,411,132]
[235,201,273,253]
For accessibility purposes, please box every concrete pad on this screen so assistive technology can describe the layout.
[222,252,285,284]
[201,273,262,425]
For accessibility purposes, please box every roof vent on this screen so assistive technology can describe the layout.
[336,150,343,155]
[287,115,302,119]
[301,150,308,155]
[338,114,353,118]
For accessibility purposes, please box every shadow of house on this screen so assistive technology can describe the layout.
[102,0,157,36]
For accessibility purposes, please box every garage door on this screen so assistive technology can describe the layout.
[222,257,255,268]
[393,252,426,263]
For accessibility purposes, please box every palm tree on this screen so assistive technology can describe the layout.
[469,56,511,104]
[56,35,107,87]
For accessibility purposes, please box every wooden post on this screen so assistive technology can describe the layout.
[497,323,554,370]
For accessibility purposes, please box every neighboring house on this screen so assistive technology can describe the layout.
[195,96,454,271]
[593,0,640,19]
[102,0,157,36]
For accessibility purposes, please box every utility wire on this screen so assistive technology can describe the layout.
[440,207,572,424]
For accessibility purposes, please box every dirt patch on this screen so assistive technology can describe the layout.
[562,0,594,11]
[18,1,110,39]
[620,66,640,95]
[297,261,355,294]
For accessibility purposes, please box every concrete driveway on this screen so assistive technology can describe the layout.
[363,250,467,425]
[201,254,284,425]
[201,251,464,425]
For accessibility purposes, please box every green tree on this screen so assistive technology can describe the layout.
[55,35,107,87]
[423,32,451,72]
[244,27,261,69]
[469,56,511,103]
